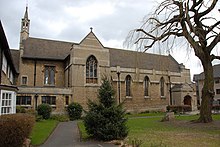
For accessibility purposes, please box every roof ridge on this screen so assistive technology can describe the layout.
[108,47,170,57]
[28,37,77,44]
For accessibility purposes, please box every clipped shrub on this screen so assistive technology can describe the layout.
[37,104,52,119]
[51,114,70,122]
[0,114,35,147]
[67,102,83,120]
[16,106,26,113]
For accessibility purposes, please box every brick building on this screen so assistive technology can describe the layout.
[11,7,196,113]
[194,64,220,106]
[0,21,18,115]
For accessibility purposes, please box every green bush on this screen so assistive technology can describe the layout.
[16,106,26,113]
[84,78,128,141]
[50,114,70,122]
[37,104,52,119]
[0,114,35,147]
[67,102,83,120]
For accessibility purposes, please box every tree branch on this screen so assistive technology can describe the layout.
[211,54,220,61]
[199,0,218,18]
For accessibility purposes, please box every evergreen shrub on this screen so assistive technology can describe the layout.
[67,102,83,120]
[84,78,128,141]
[37,104,52,119]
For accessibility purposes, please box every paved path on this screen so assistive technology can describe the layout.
[40,121,116,147]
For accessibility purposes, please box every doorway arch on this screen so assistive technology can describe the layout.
[184,95,192,106]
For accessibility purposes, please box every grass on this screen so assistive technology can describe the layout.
[30,119,59,145]
[126,112,164,118]
[78,113,220,147]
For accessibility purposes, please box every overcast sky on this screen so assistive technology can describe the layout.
[0,0,219,80]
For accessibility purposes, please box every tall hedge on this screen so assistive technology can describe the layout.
[0,114,35,147]
[84,78,128,141]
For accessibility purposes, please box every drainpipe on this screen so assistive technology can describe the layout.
[117,72,121,104]
[35,94,38,110]
[168,76,172,105]
[34,59,36,86]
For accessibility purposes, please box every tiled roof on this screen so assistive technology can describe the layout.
[10,49,20,73]
[109,48,180,72]
[22,35,181,72]
[23,37,74,60]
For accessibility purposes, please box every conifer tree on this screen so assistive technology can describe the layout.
[84,77,128,141]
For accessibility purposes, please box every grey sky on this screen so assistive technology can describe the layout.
[1,0,219,79]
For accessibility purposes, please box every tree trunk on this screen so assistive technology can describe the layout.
[198,58,214,123]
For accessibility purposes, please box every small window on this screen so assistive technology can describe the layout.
[144,76,150,97]
[65,96,69,105]
[160,77,165,97]
[216,89,220,94]
[215,79,220,84]
[2,53,7,74]
[16,96,31,105]
[126,75,131,97]
[22,76,28,85]
[42,96,56,105]
[10,71,13,84]
[44,66,55,86]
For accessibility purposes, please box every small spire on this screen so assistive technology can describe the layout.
[90,27,93,32]
[24,6,28,19]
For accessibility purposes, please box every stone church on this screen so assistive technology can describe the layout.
[10,7,196,114]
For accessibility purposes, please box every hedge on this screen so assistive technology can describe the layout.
[0,114,35,147]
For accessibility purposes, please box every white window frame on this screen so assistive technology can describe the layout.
[0,90,16,115]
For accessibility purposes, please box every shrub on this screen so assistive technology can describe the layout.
[37,104,52,119]
[0,114,35,147]
[84,78,128,141]
[26,109,37,116]
[16,106,26,113]
[51,114,70,122]
[67,102,83,120]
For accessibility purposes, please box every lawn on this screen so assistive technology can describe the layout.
[30,119,59,146]
[78,114,220,147]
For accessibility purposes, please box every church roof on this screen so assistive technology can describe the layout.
[22,37,74,60]
[21,31,181,72]
[109,48,180,72]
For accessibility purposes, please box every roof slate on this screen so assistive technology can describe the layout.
[22,35,181,73]
[10,49,20,73]
[109,48,180,72]
[23,37,73,60]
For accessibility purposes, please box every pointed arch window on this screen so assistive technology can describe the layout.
[126,75,131,97]
[44,66,55,86]
[86,55,98,83]
[144,76,150,97]
[160,77,165,97]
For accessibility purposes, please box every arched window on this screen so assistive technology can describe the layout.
[125,75,131,96]
[86,55,98,83]
[160,77,165,97]
[144,76,149,97]
[44,66,55,85]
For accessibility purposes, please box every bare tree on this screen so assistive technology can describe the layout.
[133,0,220,123]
